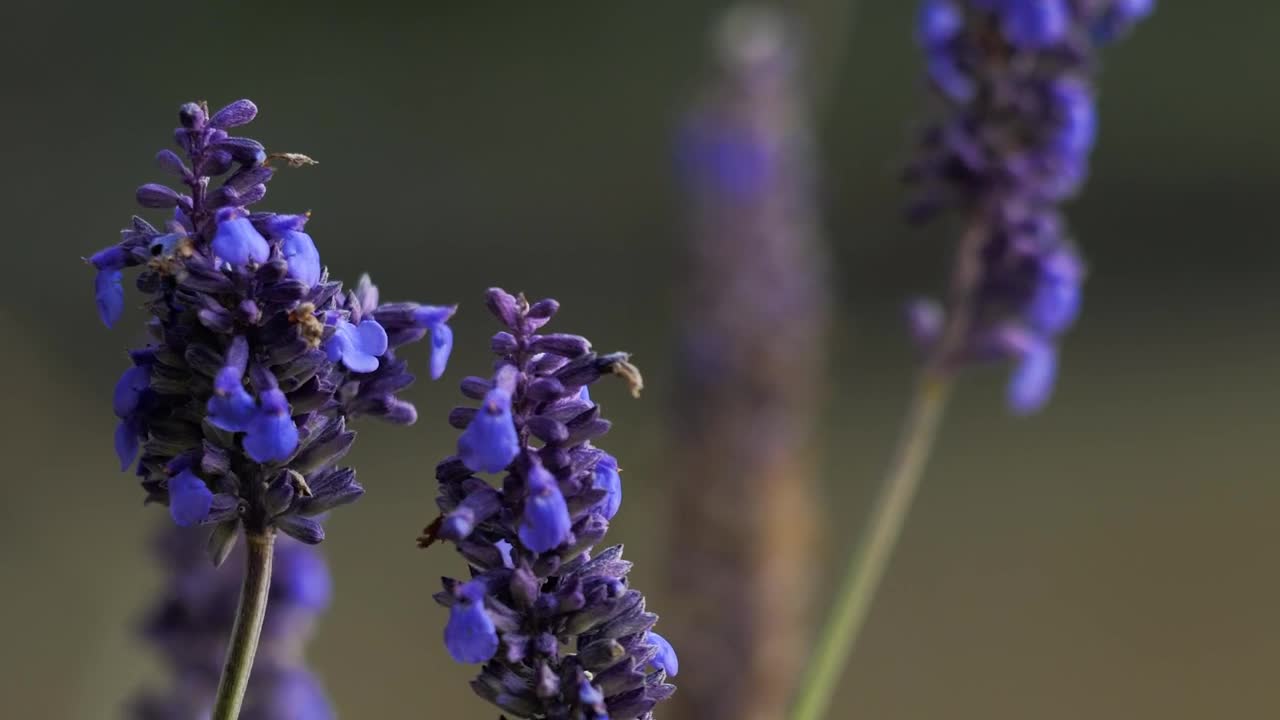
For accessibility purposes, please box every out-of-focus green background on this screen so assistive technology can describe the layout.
[2,1,1277,718]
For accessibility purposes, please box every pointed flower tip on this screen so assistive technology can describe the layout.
[444,581,499,664]
[168,470,214,527]
[457,388,519,473]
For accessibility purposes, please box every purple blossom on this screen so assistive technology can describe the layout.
[86,99,456,540]
[908,1,1151,412]
[131,526,334,719]
[428,288,676,719]
[456,387,519,473]
[590,454,622,521]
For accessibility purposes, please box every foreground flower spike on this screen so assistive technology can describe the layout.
[131,526,334,720]
[87,98,455,543]
[907,0,1153,412]
[426,288,676,719]
[88,98,456,718]
[670,7,827,720]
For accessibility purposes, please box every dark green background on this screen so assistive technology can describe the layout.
[2,1,1276,718]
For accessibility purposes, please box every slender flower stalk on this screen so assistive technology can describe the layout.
[132,526,334,720]
[669,7,828,720]
[791,3,1153,719]
[422,288,677,719]
[90,98,456,718]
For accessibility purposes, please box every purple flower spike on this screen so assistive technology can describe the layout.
[168,469,213,527]
[444,582,499,664]
[518,461,572,553]
[244,389,298,463]
[430,290,673,717]
[95,269,124,328]
[90,100,456,570]
[648,632,679,676]
[281,230,322,287]
[325,319,388,373]
[907,0,1150,412]
[457,388,519,473]
[591,453,622,521]
[211,206,269,267]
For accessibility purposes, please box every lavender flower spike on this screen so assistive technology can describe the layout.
[131,526,334,720]
[86,99,456,545]
[907,0,1152,412]
[425,288,677,719]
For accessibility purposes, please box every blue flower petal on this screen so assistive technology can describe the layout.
[208,386,257,432]
[113,365,150,418]
[243,389,299,463]
[325,319,388,373]
[1001,0,1069,49]
[114,420,139,472]
[95,269,124,328]
[211,208,270,267]
[457,388,519,473]
[429,323,453,380]
[591,453,622,520]
[647,632,679,676]
[281,230,322,287]
[519,463,571,553]
[168,469,214,527]
[1007,340,1059,415]
[444,582,499,664]
[917,0,963,47]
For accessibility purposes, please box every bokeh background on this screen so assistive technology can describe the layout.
[2,1,1277,718]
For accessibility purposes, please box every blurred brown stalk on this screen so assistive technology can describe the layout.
[666,7,829,720]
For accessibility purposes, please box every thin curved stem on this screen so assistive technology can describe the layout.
[789,373,953,720]
[211,528,276,720]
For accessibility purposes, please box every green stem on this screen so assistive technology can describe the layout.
[789,373,953,720]
[211,527,276,720]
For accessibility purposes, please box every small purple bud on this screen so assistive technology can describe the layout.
[429,323,454,380]
[177,102,205,129]
[136,183,181,209]
[444,581,499,664]
[457,389,520,473]
[168,469,214,527]
[519,462,571,553]
[210,99,259,129]
[154,149,189,178]
[243,389,299,463]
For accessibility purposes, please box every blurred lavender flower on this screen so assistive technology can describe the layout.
[87,99,456,550]
[131,526,333,719]
[668,6,827,720]
[423,288,676,720]
[906,0,1152,412]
